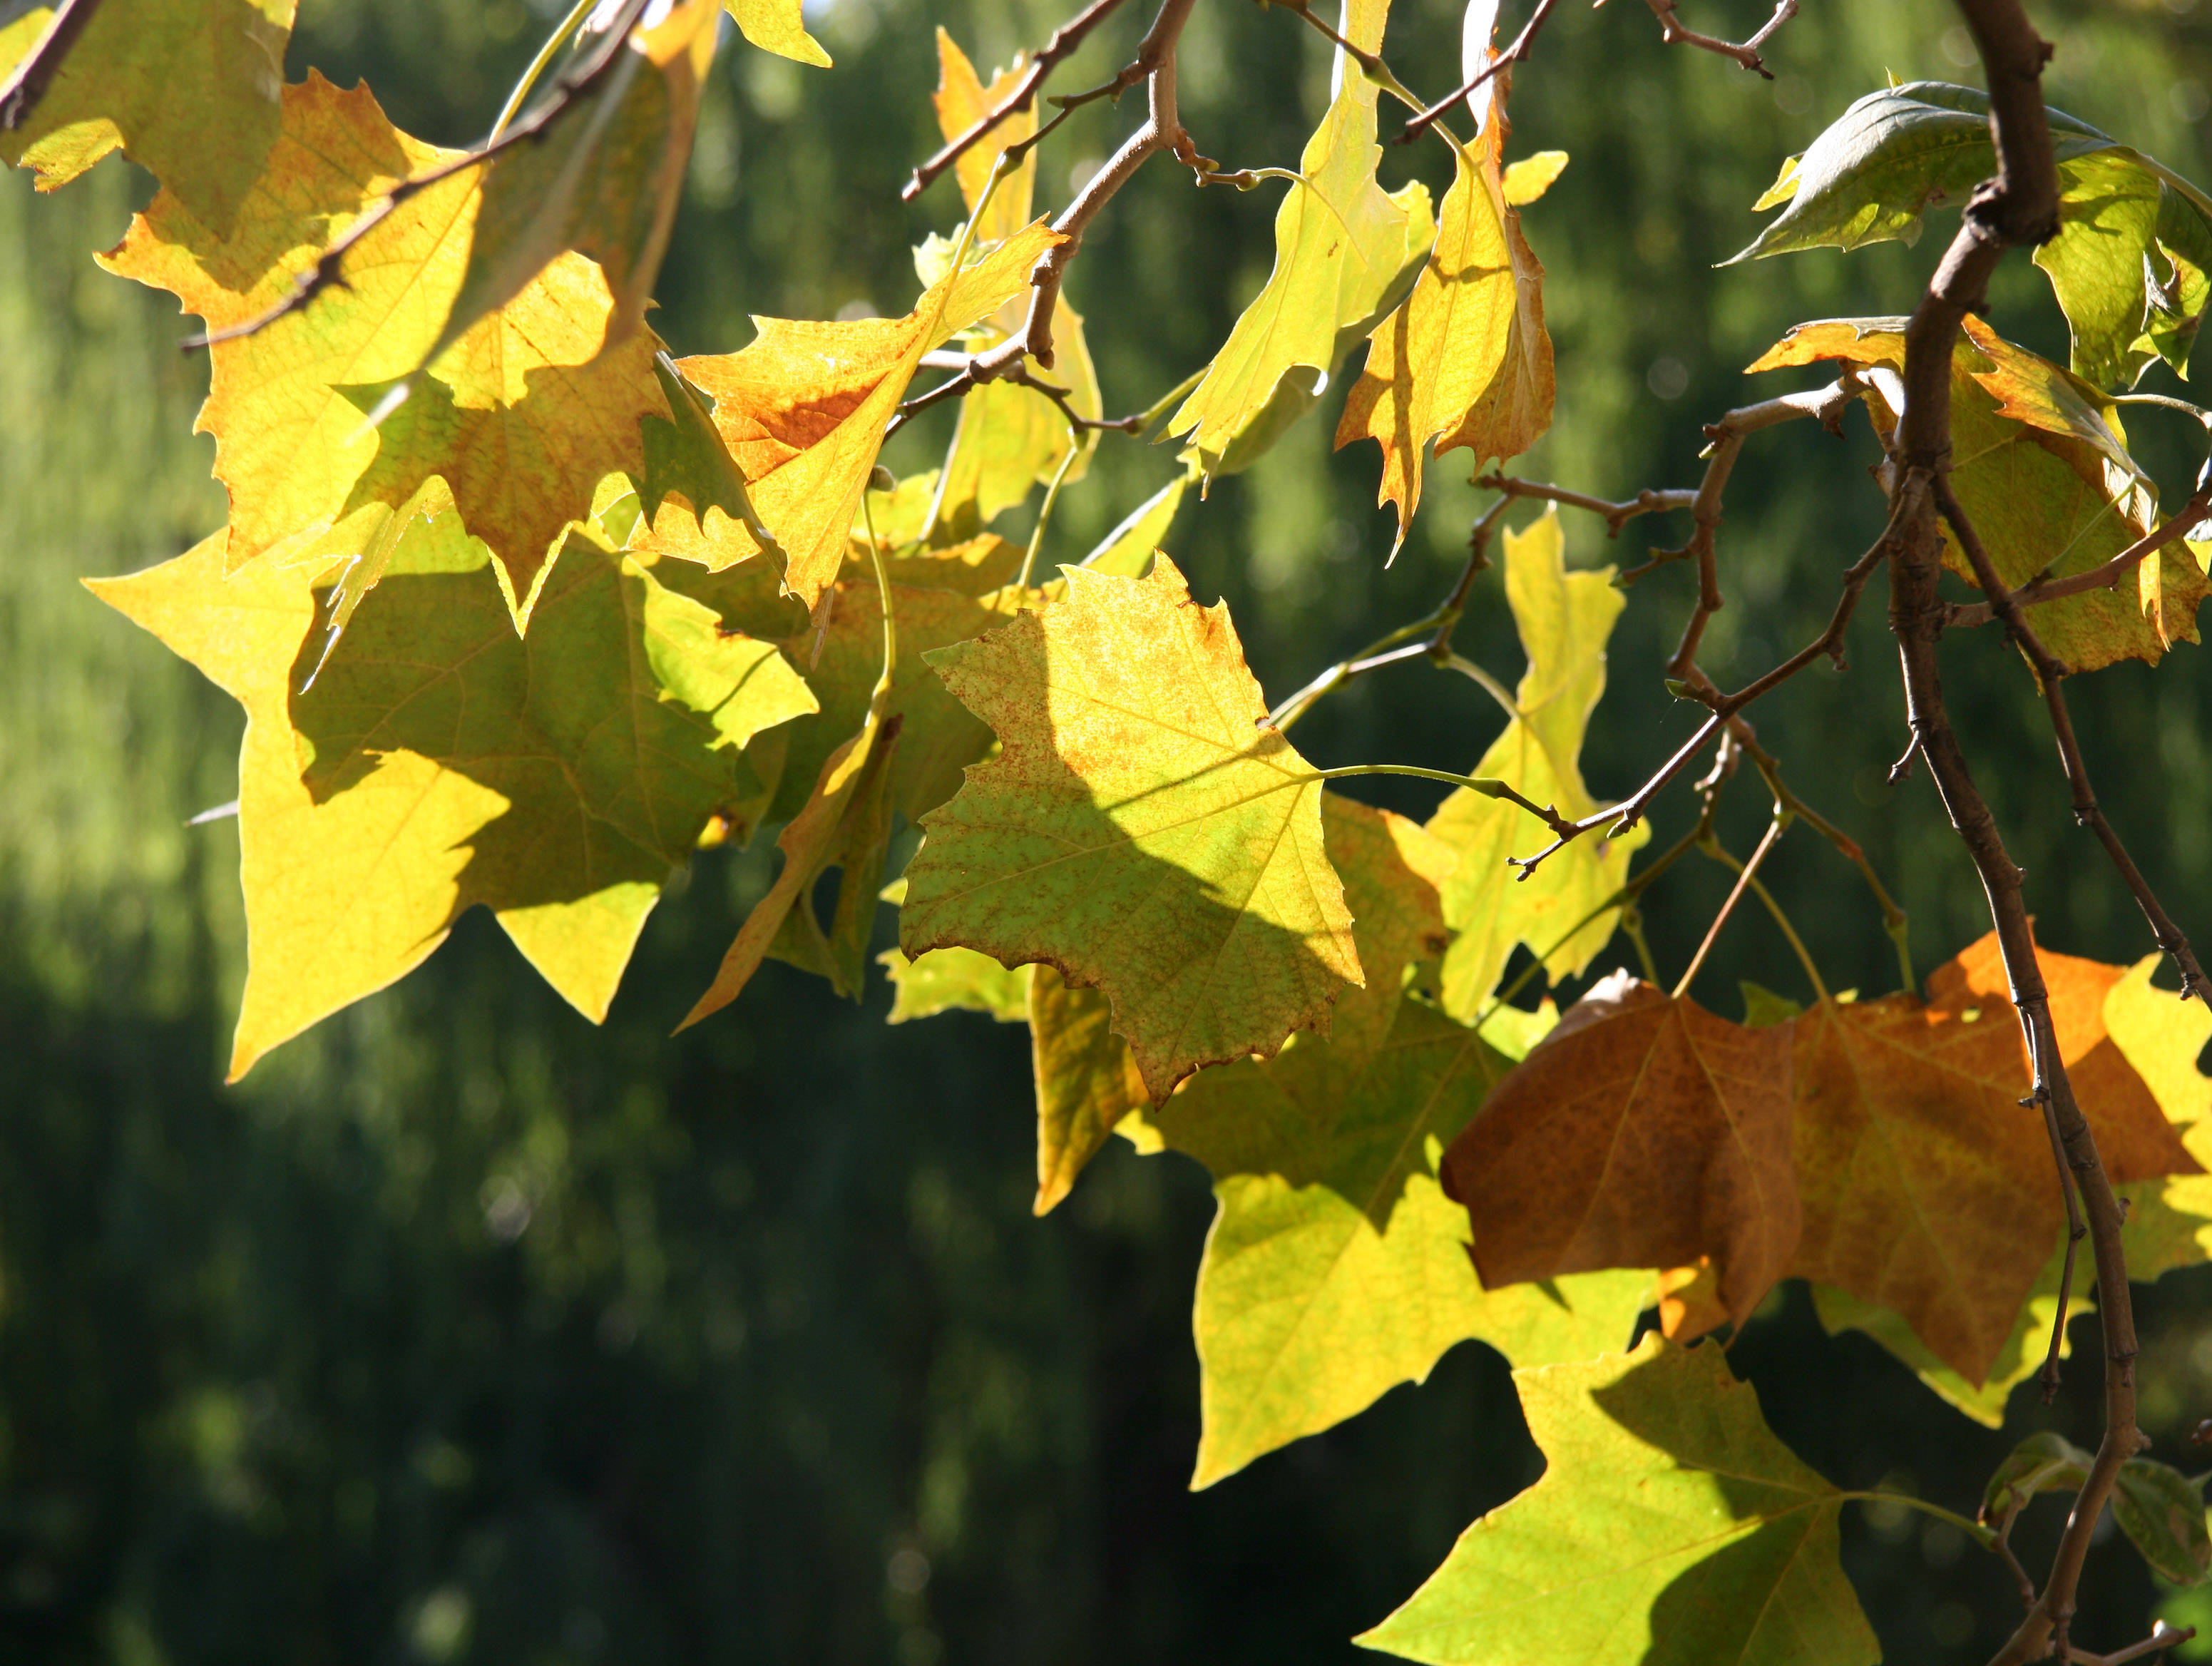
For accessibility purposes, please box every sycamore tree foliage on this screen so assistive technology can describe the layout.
[12,0,2212,1655]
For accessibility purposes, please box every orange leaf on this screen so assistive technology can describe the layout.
[1440,972,1797,1326]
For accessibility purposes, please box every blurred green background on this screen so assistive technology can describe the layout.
[5,0,2212,1659]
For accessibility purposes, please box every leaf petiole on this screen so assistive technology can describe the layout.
[486,0,600,143]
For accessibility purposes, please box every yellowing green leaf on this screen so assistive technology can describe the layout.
[1360,1335,1878,1666]
[724,0,830,67]
[932,297,1103,534]
[899,556,1362,1101]
[90,516,814,1078]
[1429,509,1640,1020]
[1751,316,2203,674]
[879,946,1030,1023]
[102,72,668,608]
[1029,964,1150,1215]
[2114,1458,2212,1585]
[645,221,1063,606]
[1336,128,1553,549]
[0,0,295,233]
[1077,471,1189,580]
[1167,0,1433,482]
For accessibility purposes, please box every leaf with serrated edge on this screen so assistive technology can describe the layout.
[1360,1334,1878,1666]
[1168,0,1432,484]
[641,222,1062,606]
[1336,123,1553,550]
[101,72,667,610]
[1428,509,1642,1021]
[1789,934,2195,1381]
[1,0,294,234]
[931,29,1035,245]
[89,516,814,1078]
[1751,317,2202,674]
[899,556,1361,1102]
[1442,972,1797,1326]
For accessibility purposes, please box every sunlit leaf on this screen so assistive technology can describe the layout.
[1359,1335,1879,1666]
[90,515,814,1078]
[1426,509,1642,1022]
[724,0,830,68]
[1029,964,1151,1215]
[1075,471,1189,580]
[899,557,1362,1101]
[879,946,1031,1024]
[931,27,1034,243]
[2106,955,2212,1279]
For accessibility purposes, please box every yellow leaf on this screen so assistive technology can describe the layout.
[1336,128,1555,550]
[645,221,1064,607]
[90,516,815,1078]
[898,556,1362,1100]
[724,0,830,67]
[1029,964,1151,1215]
[932,28,1032,242]
[1,0,295,232]
[1502,149,1568,206]
[101,73,667,608]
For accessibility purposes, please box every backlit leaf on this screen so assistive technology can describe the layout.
[1730,81,2212,388]
[2114,1458,2212,1585]
[1426,509,1642,1022]
[1029,964,1150,1215]
[932,28,1034,245]
[1359,1335,1878,1666]
[898,557,1362,1101]
[879,946,1030,1023]
[90,516,814,1078]
[1790,934,2196,1381]
[1336,124,1554,550]
[2105,956,2212,1280]
[1751,316,2203,674]
[724,0,830,68]
[1076,471,1189,580]
[103,72,668,608]
[642,221,1063,607]
[1167,0,1434,482]
[0,0,294,233]
[1441,972,1797,1326]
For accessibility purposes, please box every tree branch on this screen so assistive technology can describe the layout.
[1395,0,1562,145]
[1639,0,1796,76]
[1943,482,2212,629]
[0,0,101,131]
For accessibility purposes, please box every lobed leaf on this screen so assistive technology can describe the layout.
[898,557,1362,1102]
[2109,954,2212,1279]
[1360,1335,1878,1666]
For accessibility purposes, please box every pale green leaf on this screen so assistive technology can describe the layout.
[879,946,1030,1023]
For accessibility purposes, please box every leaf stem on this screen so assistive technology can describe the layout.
[488,0,598,142]
[1838,1491,1997,1548]
[861,486,896,712]
[1017,428,1084,590]
[1672,817,1784,1001]
[1307,765,1578,840]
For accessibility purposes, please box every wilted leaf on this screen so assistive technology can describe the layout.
[90,515,814,1078]
[1336,125,1553,549]
[1359,1335,1879,1666]
[1790,935,2195,1381]
[724,0,829,67]
[644,221,1062,606]
[1,0,294,233]
[1731,81,2212,388]
[899,557,1362,1101]
[1427,509,1642,1021]
[1751,316,2203,674]
[1441,972,1797,1326]
[1167,0,1433,482]
[879,946,1030,1023]
[103,72,668,608]
[2114,1458,2212,1585]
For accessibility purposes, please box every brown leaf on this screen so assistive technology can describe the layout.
[1441,972,1797,1325]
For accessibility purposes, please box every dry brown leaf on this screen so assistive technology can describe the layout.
[1441,972,1797,1325]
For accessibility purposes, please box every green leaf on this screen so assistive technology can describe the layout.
[1,0,295,234]
[2116,1458,2212,1586]
[89,513,814,1078]
[1359,1334,1879,1666]
[1428,509,1643,1021]
[1165,0,1434,481]
[1731,81,2212,387]
[879,946,1030,1023]
[1980,1430,2093,1528]
[899,557,1361,1101]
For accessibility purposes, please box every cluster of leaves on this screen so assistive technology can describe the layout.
[16,0,2212,1657]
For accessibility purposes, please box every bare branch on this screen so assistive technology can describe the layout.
[2066,1623,2197,1666]
[1945,483,2212,628]
[1639,0,1796,76]
[1476,473,1698,538]
[899,0,1133,203]
[1396,0,1563,145]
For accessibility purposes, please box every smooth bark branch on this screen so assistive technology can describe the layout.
[1885,5,2142,1661]
[1640,0,1797,74]
[0,0,100,130]
[1395,0,1561,145]
[899,0,1132,203]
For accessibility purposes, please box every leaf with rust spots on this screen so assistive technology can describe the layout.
[1361,1336,1878,1666]
[1,0,294,234]
[101,72,668,610]
[1426,509,1642,1023]
[89,513,814,1078]
[1441,971,1798,1326]
[898,556,1361,1102]
[1336,125,1554,551]
[644,222,1063,606]
[1788,934,2196,1381]
[1751,316,2201,674]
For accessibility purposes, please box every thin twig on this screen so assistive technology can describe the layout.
[2066,1623,2196,1666]
[1476,474,1698,538]
[900,0,1133,203]
[1944,484,2212,629]
[0,0,101,131]
[1995,1522,2038,1615]
[1674,817,1788,999]
[1396,0,1563,145]
[1640,0,1796,76]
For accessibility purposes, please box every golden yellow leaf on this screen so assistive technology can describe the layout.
[932,28,1033,243]
[1030,964,1152,1215]
[724,0,830,67]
